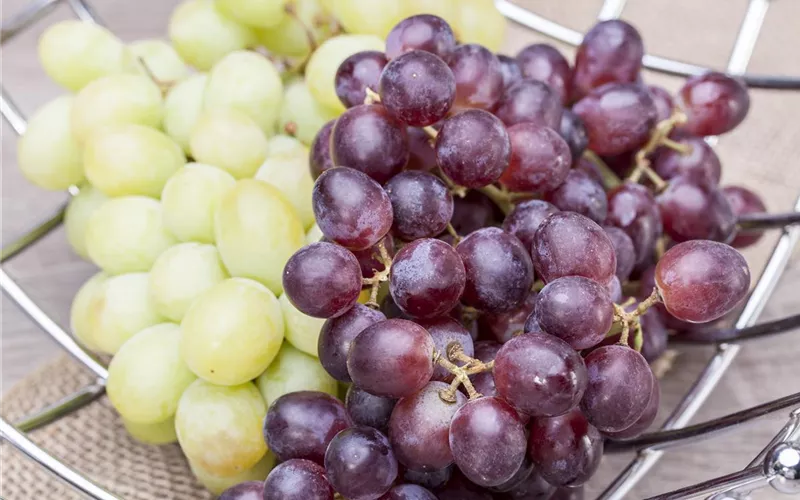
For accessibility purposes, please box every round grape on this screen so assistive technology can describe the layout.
[502,200,560,251]
[386,14,456,61]
[451,190,504,235]
[379,484,437,500]
[478,291,538,344]
[336,50,388,108]
[385,171,453,241]
[603,226,637,281]
[723,186,767,248]
[310,120,335,179]
[436,471,494,500]
[648,85,675,122]
[448,44,504,111]
[657,175,736,242]
[498,123,571,193]
[319,304,387,382]
[418,317,474,382]
[605,182,663,265]
[497,470,555,499]
[494,79,563,130]
[263,459,333,500]
[639,307,669,362]
[571,20,644,100]
[604,378,660,439]
[559,110,589,162]
[516,43,571,103]
[545,169,608,224]
[534,276,613,350]
[471,341,502,399]
[325,427,398,499]
[218,481,263,500]
[346,385,397,433]
[350,235,396,280]
[403,467,452,491]
[497,54,523,89]
[653,136,721,185]
[406,127,437,171]
[677,72,750,136]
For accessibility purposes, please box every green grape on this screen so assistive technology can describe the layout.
[331,0,405,38]
[453,0,506,52]
[305,34,384,113]
[84,124,185,198]
[278,293,325,357]
[180,278,284,385]
[254,136,315,229]
[107,323,197,424]
[256,0,335,59]
[149,243,229,322]
[190,452,275,494]
[214,180,305,293]
[215,0,288,29]
[129,39,190,84]
[122,415,178,445]
[319,0,335,14]
[162,73,206,155]
[190,109,269,179]
[65,186,108,260]
[255,342,337,407]
[305,223,323,244]
[37,20,140,91]
[71,74,164,144]
[402,0,457,21]
[175,379,267,476]
[203,50,283,135]
[266,133,307,157]
[17,96,84,191]
[279,78,339,145]
[85,196,178,275]
[160,163,236,244]
[87,272,166,354]
[168,0,256,71]
[70,272,108,352]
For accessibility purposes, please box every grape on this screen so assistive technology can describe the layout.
[448,44,504,111]
[107,323,195,424]
[559,110,589,165]
[516,43,571,104]
[478,291,537,344]
[653,136,721,185]
[386,14,456,61]
[190,453,275,496]
[85,196,176,275]
[379,484,437,500]
[436,109,511,188]
[494,79,563,130]
[605,182,663,265]
[604,378,660,439]
[331,0,405,38]
[502,200,559,251]
[489,459,534,493]
[330,105,409,184]
[723,186,767,248]
[498,123,571,193]
[449,397,527,487]
[436,471,493,500]
[310,120,336,179]
[129,39,190,84]
[256,0,335,60]
[307,34,386,113]
[657,175,736,242]
[603,226,636,281]
[319,304,386,381]
[163,73,207,155]
[190,109,269,179]
[574,156,605,185]
[403,467,452,490]
[38,20,140,91]
[215,179,305,293]
[639,307,668,362]
[264,391,352,464]
[17,96,84,190]
[581,345,654,432]
[219,481,264,500]
[255,136,316,229]
[534,276,613,349]
[65,186,108,261]
[148,243,228,322]
[380,50,456,127]
[280,79,339,146]
[605,275,623,303]
[348,319,435,398]
[215,0,287,28]
[325,426,399,499]
[497,470,555,499]
[346,385,397,432]
[70,272,108,352]
[263,459,333,500]
[573,83,657,156]
[176,379,267,476]
[256,343,338,408]
[418,317,474,382]
[647,85,674,122]
[452,0,506,52]
[121,416,177,445]
[385,171,453,240]
[278,293,326,358]
[494,332,587,416]
[406,127,437,171]
[168,0,256,71]
[571,20,644,100]
[497,55,523,89]
[677,72,750,136]
[389,238,466,319]
[351,235,395,280]
[655,240,750,323]
[545,169,607,224]
[527,408,603,487]
[450,190,504,235]
[335,51,388,109]
[389,381,466,471]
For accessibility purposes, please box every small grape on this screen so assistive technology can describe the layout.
[70,272,108,352]
[545,169,607,224]
[346,385,397,432]
[406,127,437,171]
[723,186,768,248]
[129,39,189,84]
[451,190,504,235]
[497,470,555,499]
[190,109,269,179]
[648,85,675,121]
[498,123,571,194]
[215,0,287,29]
[606,182,663,265]
[502,199,559,251]
[256,343,338,409]
[121,416,177,445]
[380,484,437,500]
[435,470,494,499]
[571,20,644,100]
[280,78,339,146]
[603,226,636,282]
[516,43,571,104]
[489,458,534,493]
[255,136,316,229]
[653,136,721,185]
[497,55,523,89]
[678,72,750,136]
[403,467,452,490]
[418,317,474,382]
[604,378,660,439]
[325,426,399,499]
[452,0,506,52]
[559,109,589,161]
[65,186,108,260]
[494,79,563,130]
[335,50,388,109]
[639,307,669,362]
[263,459,333,500]
[657,175,736,242]
[478,290,538,344]
[385,171,453,241]
[448,44,504,111]
[218,481,264,500]
[330,0,405,38]
[189,454,275,496]
[256,0,335,60]
[386,14,456,61]
[319,304,387,382]
[351,236,396,280]
[310,120,336,179]
[163,73,207,155]
[278,293,325,357]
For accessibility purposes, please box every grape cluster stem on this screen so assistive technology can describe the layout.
[612,288,661,346]
[627,110,690,190]
[583,150,622,190]
[361,240,392,308]
[445,223,462,244]
[434,343,494,403]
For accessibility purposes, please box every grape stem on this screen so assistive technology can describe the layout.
[423,125,439,139]
[446,223,462,244]
[612,288,662,346]
[626,110,689,190]
[583,150,622,190]
[651,349,679,379]
[364,87,381,105]
[434,343,494,403]
[361,240,392,308]
[137,57,173,94]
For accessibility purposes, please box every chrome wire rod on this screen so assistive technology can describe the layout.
[596,0,628,21]
[738,211,800,230]
[0,0,61,43]
[14,381,106,433]
[749,409,800,469]
[65,0,102,23]
[1,205,67,263]
[643,466,766,500]
[1,87,28,134]
[671,313,800,345]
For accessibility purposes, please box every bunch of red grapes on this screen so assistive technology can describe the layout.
[229,14,764,500]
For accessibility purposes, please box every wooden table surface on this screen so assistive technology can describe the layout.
[1,0,799,498]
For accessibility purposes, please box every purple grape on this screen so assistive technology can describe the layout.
[346,385,397,433]
[497,470,556,499]
[657,175,736,242]
[389,381,466,472]
[601,150,636,177]
[385,14,456,61]
[263,459,334,500]
[478,290,537,344]
[499,123,571,193]
[310,120,335,179]
[494,332,587,417]
[497,54,523,89]
[603,226,636,281]
[545,169,607,224]
[559,109,589,161]
[534,276,613,349]
[336,51,389,108]
[390,238,466,319]
[406,127,437,171]
[350,235,395,280]
[403,467,452,490]
[677,72,750,136]
[574,156,605,185]
[385,171,453,241]
[605,275,623,303]
[450,190,504,235]
[331,104,409,184]
[516,43,571,104]
[604,378,660,439]
[418,317,474,382]
[502,200,560,251]
[218,481,262,500]
[723,185,767,248]
[264,391,352,464]
[313,167,393,250]
[347,319,435,398]
[471,341,502,398]
[489,459,535,493]
[655,240,750,323]
[325,427,398,500]
[494,79,563,130]
[605,182,663,265]
[449,397,527,487]
[571,20,644,100]
[573,83,657,156]
[379,484,437,500]
[648,85,674,122]
[639,307,668,362]
[532,211,617,285]
[318,304,386,382]
[653,136,721,185]
[528,409,603,487]
[436,109,511,188]
[581,345,654,432]
[435,471,494,500]
[448,44,504,111]
[282,242,362,318]
[457,227,534,313]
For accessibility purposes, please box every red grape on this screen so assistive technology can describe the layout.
[605,182,663,265]
[559,109,589,161]
[647,85,675,122]
[310,120,335,179]
[497,54,523,89]
[652,136,721,185]
[494,79,563,130]
[545,169,608,224]
[318,304,386,382]
[498,123,571,193]
[657,175,736,242]
[451,190,504,235]
[346,385,397,433]
[604,377,660,439]
[603,226,636,281]
[403,467,452,490]
[385,171,453,241]
[448,44,504,111]
[571,20,644,100]
[325,427,398,499]
[502,199,560,251]
[534,276,614,349]
[385,14,456,61]
[639,307,668,362]
[677,72,750,136]
[418,316,474,382]
[471,340,502,399]
[379,484,437,500]
[605,275,623,303]
[516,43,571,104]
[406,127,437,171]
[478,290,538,344]
[723,185,767,248]
[574,156,605,184]
[336,51,388,109]
[263,459,333,500]
[489,459,535,493]
[219,482,263,500]
[496,470,555,499]
[349,235,395,280]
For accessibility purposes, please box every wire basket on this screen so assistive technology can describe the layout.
[1,0,799,499]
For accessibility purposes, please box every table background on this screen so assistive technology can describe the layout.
[1,0,799,498]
